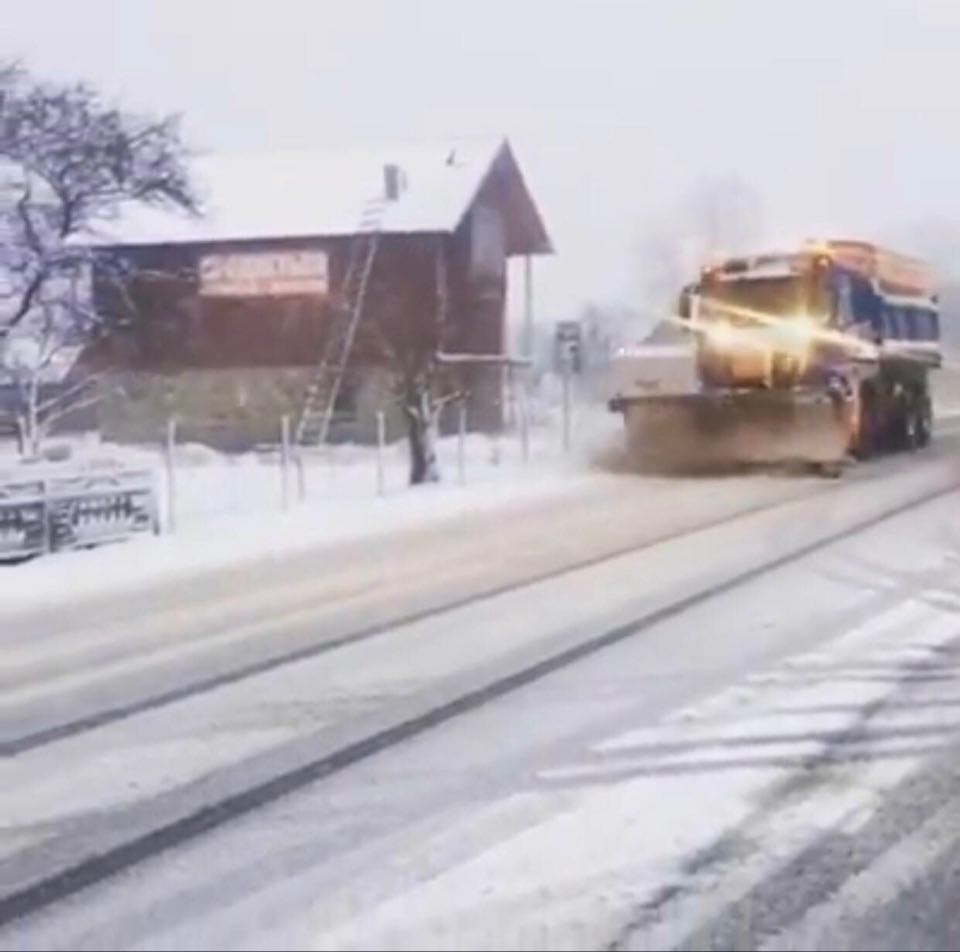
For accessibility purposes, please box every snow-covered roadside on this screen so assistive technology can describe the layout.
[0,409,619,615]
[3,400,958,617]
[308,593,960,952]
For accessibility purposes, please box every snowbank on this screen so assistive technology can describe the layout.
[0,407,620,614]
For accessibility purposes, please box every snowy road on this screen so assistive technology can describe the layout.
[4,433,960,949]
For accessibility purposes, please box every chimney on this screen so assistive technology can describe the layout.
[383,163,405,202]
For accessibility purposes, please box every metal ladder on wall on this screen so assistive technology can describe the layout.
[294,195,386,446]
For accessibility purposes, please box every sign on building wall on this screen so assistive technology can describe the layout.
[199,250,330,298]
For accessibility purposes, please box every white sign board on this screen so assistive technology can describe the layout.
[199,250,329,298]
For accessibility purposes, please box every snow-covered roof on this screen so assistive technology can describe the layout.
[93,137,552,255]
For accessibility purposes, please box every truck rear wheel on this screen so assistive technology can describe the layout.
[851,384,877,460]
[904,405,922,450]
[916,393,933,447]
[902,385,932,451]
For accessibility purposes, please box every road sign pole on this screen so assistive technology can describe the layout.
[458,401,467,485]
[376,410,386,496]
[281,415,291,510]
[164,417,177,533]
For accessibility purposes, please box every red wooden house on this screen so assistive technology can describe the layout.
[93,137,552,448]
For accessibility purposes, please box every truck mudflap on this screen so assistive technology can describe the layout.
[609,387,855,471]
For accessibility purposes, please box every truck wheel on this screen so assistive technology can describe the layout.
[902,388,932,450]
[902,405,920,450]
[916,395,933,447]
[851,386,876,460]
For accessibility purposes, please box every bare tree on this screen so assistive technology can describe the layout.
[365,240,463,485]
[635,227,687,330]
[390,353,461,485]
[0,63,196,451]
[635,177,764,337]
[1,298,98,454]
[683,175,763,262]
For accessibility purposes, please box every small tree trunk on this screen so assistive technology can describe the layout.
[406,387,440,485]
[28,411,40,457]
[27,376,41,456]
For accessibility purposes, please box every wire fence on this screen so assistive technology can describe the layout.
[0,373,609,539]
[155,377,606,533]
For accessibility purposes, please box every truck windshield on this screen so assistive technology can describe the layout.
[704,276,811,322]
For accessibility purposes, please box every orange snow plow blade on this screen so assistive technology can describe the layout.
[610,389,854,473]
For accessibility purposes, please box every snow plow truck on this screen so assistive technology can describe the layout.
[608,240,941,475]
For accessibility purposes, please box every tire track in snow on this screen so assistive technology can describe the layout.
[1,461,959,930]
[613,605,960,951]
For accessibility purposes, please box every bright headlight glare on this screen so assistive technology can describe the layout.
[705,321,736,346]
[779,314,818,345]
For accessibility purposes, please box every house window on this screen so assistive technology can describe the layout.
[333,375,359,422]
[470,204,505,281]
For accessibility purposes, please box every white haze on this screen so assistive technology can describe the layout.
[6,0,960,333]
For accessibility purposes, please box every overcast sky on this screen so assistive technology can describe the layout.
[6,0,960,326]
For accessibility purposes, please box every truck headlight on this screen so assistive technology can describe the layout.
[779,314,817,350]
[704,321,736,348]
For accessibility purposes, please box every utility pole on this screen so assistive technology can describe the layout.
[523,255,534,360]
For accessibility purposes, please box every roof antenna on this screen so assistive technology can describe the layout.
[445,148,457,166]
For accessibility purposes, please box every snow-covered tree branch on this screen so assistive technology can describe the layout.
[635,176,765,339]
[0,61,196,453]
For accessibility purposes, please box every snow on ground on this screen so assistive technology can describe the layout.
[0,402,620,614]
[307,592,960,951]
[5,383,958,616]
